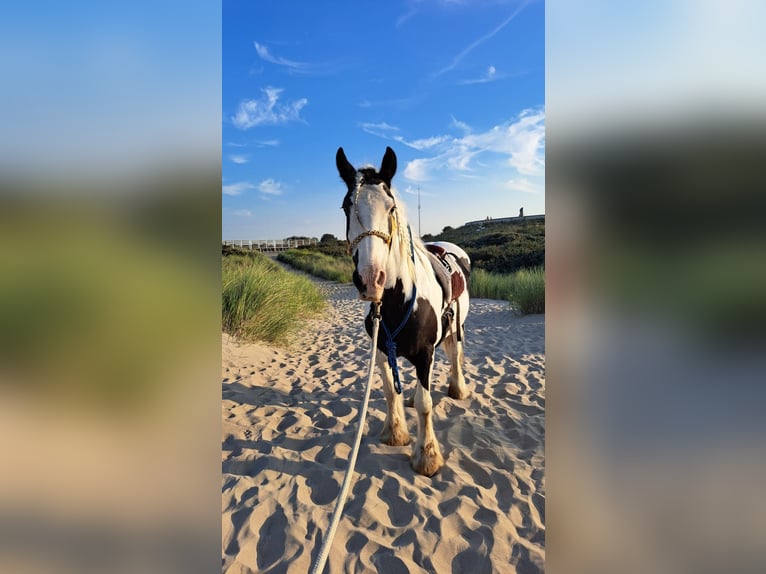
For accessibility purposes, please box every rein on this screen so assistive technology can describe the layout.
[378,224,416,395]
[346,185,417,395]
[310,302,382,574]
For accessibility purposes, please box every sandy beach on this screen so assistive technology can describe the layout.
[222,279,545,573]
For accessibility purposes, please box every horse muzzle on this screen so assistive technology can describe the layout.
[355,266,386,302]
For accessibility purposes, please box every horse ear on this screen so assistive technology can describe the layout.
[379,146,397,185]
[336,147,356,188]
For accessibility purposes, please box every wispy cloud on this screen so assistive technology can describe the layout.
[257,178,283,195]
[356,92,426,110]
[360,121,449,151]
[232,87,308,129]
[226,139,280,148]
[222,178,286,197]
[232,209,253,217]
[254,41,339,76]
[450,115,472,134]
[254,42,310,72]
[360,121,400,136]
[431,1,529,79]
[460,65,499,85]
[365,107,544,183]
[229,155,248,164]
[222,181,256,196]
[506,177,541,194]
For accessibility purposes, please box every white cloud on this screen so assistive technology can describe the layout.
[360,121,400,135]
[257,178,283,195]
[232,209,252,217]
[396,107,545,182]
[506,177,542,194]
[254,42,309,72]
[406,135,450,150]
[231,87,308,129]
[403,158,436,182]
[460,65,499,85]
[229,155,248,164]
[432,3,529,78]
[222,181,256,196]
[360,121,448,151]
[450,115,472,133]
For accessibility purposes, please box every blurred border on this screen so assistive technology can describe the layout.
[0,2,221,573]
[547,1,766,572]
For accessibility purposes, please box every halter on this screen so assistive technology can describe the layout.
[346,185,397,256]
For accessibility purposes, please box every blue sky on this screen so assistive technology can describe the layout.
[223,0,544,240]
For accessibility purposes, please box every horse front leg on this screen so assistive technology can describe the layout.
[376,352,410,446]
[411,352,444,476]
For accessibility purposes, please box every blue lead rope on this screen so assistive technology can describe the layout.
[378,225,417,394]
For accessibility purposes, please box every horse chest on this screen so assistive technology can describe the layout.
[364,296,439,360]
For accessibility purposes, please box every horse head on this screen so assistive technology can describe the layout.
[336,146,402,303]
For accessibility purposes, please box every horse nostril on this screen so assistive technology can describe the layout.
[375,270,386,288]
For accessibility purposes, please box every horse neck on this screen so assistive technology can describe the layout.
[383,221,435,304]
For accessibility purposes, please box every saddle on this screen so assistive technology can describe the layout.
[425,243,466,306]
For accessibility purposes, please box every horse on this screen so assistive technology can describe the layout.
[336,146,471,477]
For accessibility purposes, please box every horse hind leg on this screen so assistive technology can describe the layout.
[443,332,469,400]
[376,352,410,447]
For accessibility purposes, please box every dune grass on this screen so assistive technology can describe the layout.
[278,249,354,283]
[222,252,325,344]
[470,267,545,314]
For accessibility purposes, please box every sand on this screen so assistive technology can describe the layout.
[222,280,545,573]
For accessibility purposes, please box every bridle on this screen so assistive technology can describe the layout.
[346,185,398,256]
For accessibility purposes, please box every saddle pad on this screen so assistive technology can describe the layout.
[426,250,452,304]
[425,245,465,304]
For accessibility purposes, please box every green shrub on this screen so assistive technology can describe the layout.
[470,269,515,300]
[278,249,354,283]
[507,267,545,314]
[222,253,325,344]
[469,267,545,314]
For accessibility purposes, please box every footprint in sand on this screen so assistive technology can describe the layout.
[460,458,492,489]
[276,412,298,433]
[452,547,492,574]
[255,505,287,571]
[491,471,514,512]
[377,477,414,527]
[305,471,340,506]
[371,548,409,574]
[345,531,368,554]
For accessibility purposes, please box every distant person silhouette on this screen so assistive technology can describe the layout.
[519,207,524,217]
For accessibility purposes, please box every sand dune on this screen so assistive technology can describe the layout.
[222,280,545,573]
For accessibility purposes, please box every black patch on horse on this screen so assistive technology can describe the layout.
[364,279,439,391]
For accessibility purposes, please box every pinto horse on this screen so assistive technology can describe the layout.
[336,146,471,476]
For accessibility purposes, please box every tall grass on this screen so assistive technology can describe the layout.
[278,249,354,283]
[470,267,545,314]
[222,253,325,344]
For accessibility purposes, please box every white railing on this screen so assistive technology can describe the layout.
[223,238,319,252]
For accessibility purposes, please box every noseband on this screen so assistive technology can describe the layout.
[346,186,397,256]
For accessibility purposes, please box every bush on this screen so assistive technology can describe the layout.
[507,267,545,314]
[222,253,325,344]
[278,249,354,283]
[469,267,545,314]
